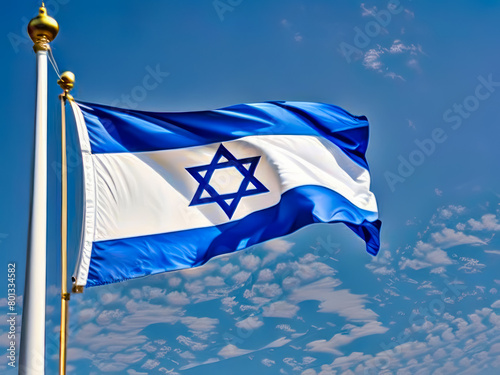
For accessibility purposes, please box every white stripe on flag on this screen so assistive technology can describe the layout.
[90,134,376,242]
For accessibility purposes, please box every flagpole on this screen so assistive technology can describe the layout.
[20,4,58,375]
[57,71,75,375]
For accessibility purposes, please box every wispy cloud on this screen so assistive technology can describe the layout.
[218,344,252,359]
[306,321,388,355]
[360,3,377,17]
[431,228,486,249]
[362,40,424,80]
[291,277,377,322]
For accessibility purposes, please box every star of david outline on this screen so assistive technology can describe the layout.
[186,144,269,219]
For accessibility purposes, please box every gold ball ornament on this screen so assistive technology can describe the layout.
[27,3,59,50]
[58,71,75,100]
[58,71,75,92]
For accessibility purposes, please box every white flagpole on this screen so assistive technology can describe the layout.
[20,4,58,374]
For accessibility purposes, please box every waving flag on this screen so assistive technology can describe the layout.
[70,100,381,288]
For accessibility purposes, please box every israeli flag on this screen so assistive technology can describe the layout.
[70,100,381,288]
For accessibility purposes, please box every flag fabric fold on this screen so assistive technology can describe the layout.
[70,100,381,288]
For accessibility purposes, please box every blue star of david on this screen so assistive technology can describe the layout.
[186,144,269,219]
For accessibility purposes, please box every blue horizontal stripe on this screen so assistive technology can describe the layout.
[76,101,370,170]
[86,185,380,287]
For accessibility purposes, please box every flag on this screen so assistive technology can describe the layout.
[70,100,381,288]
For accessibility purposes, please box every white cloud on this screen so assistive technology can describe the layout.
[253,283,283,298]
[168,277,182,287]
[399,258,432,271]
[67,347,94,361]
[220,263,239,276]
[431,228,486,248]
[240,254,261,270]
[413,240,435,255]
[263,239,295,264]
[218,344,252,359]
[371,266,395,275]
[181,317,219,332]
[294,262,335,280]
[442,328,455,341]
[179,358,219,371]
[264,238,294,252]
[179,351,195,359]
[166,291,190,305]
[282,276,301,290]
[100,293,122,305]
[257,268,274,282]
[385,72,405,81]
[96,309,125,325]
[362,40,424,80]
[430,267,446,274]
[276,324,296,332]
[389,40,423,55]
[204,276,225,286]
[112,351,146,364]
[306,321,388,354]
[78,308,98,323]
[184,280,204,294]
[235,316,264,330]
[221,296,237,310]
[438,204,465,220]
[491,300,500,308]
[425,249,453,265]
[127,370,148,375]
[263,301,299,318]
[294,33,303,43]
[232,271,251,284]
[263,336,292,349]
[468,214,500,231]
[291,277,377,321]
[262,358,276,367]
[363,48,384,71]
[159,368,180,374]
[176,336,208,351]
[98,361,130,372]
[485,250,500,255]
[141,359,160,370]
[330,352,373,370]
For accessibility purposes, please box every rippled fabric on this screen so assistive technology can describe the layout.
[70,101,380,288]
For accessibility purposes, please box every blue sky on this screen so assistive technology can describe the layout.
[2,0,500,373]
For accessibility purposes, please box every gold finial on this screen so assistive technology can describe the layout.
[27,4,59,52]
[58,71,75,100]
